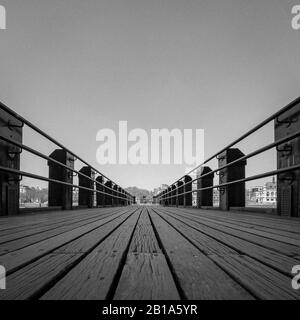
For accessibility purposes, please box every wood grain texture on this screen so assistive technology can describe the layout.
[148,209,253,300]
[114,209,179,299]
[0,205,299,300]
[153,208,299,299]
[40,210,141,300]
[0,208,132,274]
[114,253,180,300]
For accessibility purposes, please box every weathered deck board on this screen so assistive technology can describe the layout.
[0,207,124,243]
[0,208,137,300]
[0,208,132,274]
[148,209,254,300]
[152,208,299,299]
[40,209,141,300]
[159,207,300,257]
[0,205,299,300]
[0,208,126,255]
[165,207,300,242]
[114,208,180,300]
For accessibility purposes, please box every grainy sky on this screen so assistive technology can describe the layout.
[0,0,299,190]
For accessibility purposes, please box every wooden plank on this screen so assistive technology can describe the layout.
[114,208,180,300]
[154,208,300,299]
[0,207,122,235]
[148,208,253,300]
[0,253,79,300]
[158,208,299,275]
[0,207,124,242]
[173,207,300,231]
[40,209,141,300]
[161,208,300,257]
[210,254,300,300]
[0,207,133,274]
[0,208,137,300]
[0,209,123,255]
[128,208,161,254]
[169,208,300,244]
[114,253,180,300]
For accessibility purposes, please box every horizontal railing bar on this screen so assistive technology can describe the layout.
[157,128,300,200]
[0,101,132,198]
[161,96,300,195]
[159,164,300,200]
[0,134,129,197]
[0,166,132,202]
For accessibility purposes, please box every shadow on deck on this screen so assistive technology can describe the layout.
[0,206,299,300]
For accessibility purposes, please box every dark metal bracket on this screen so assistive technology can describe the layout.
[278,172,294,185]
[8,148,23,159]
[8,175,22,184]
[276,144,292,156]
[217,187,226,195]
[216,171,225,177]
[7,120,24,130]
[276,115,298,128]
[216,154,226,161]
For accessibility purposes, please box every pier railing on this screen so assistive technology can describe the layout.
[0,102,134,215]
[155,97,300,217]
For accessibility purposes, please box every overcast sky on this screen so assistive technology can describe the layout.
[0,0,299,190]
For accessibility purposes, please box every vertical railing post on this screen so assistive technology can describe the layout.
[171,185,176,206]
[79,166,95,208]
[122,189,126,206]
[126,191,129,206]
[218,148,247,211]
[183,175,192,207]
[124,191,127,206]
[117,187,122,206]
[0,109,23,216]
[113,184,119,206]
[48,149,74,210]
[197,166,214,208]
[166,190,168,206]
[275,102,300,216]
[167,187,172,206]
[177,181,184,206]
[104,180,112,206]
[96,176,105,207]
[119,188,123,206]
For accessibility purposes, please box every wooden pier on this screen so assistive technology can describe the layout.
[0,206,299,300]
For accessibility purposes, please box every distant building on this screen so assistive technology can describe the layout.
[248,177,277,205]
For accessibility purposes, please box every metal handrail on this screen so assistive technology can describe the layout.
[157,96,300,201]
[0,135,127,197]
[0,166,128,201]
[0,101,133,202]
[158,128,300,200]
[158,164,300,200]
